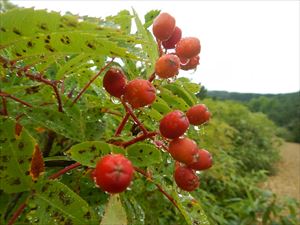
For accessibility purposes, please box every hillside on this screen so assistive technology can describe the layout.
[207,91,300,142]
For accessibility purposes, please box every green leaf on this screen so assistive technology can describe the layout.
[66,141,125,167]
[27,180,97,225]
[100,194,127,225]
[127,143,162,167]
[158,87,190,111]
[172,191,210,225]
[25,106,85,142]
[0,117,35,193]
[0,8,141,61]
[132,9,158,78]
[163,83,196,107]
[144,10,160,29]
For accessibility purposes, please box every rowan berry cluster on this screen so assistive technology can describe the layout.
[93,12,212,194]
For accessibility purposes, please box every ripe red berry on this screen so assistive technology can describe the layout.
[124,79,156,108]
[186,104,210,125]
[162,26,182,49]
[155,54,180,79]
[159,110,189,139]
[174,163,199,191]
[103,67,127,98]
[176,37,201,59]
[180,55,200,71]
[188,149,213,171]
[94,154,134,193]
[152,12,176,41]
[168,137,198,164]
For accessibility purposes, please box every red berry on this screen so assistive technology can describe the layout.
[188,149,213,171]
[174,163,199,191]
[176,37,201,59]
[159,110,189,139]
[124,79,156,108]
[103,67,127,98]
[180,55,200,71]
[152,12,176,41]
[155,54,180,79]
[94,154,134,193]
[162,26,182,49]
[186,104,210,125]
[168,137,198,164]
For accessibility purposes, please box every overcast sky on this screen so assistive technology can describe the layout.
[11,0,300,94]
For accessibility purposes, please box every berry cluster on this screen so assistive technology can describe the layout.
[93,12,212,194]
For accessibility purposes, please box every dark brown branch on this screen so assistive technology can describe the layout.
[7,201,26,225]
[25,74,63,112]
[114,112,130,136]
[121,99,148,135]
[72,58,115,105]
[0,91,32,108]
[122,131,158,148]
[1,96,8,115]
[48,162,81,180]
[148,72,156,83]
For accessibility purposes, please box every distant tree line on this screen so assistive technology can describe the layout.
[205,90,300,142]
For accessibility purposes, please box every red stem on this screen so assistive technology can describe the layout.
[48,162,81,180]
[157,39,163,57]
[134,167,179,210]
[148,72,156,83]
[122,131,158,148]
[0,92,32,108]
[121,99,148,135]
[72,58,115,105]
[114,112,130,136]
[7,202,26,225]
[1,96,8,115]
[25,74,63,112]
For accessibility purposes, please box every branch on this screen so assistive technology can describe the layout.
[0,91,32,108]
[25,74,63,112]
[48,162,81,180]
[72,58,115,105]
[114,112,130,136]
[7,201,27,225]
[122,131,158,148]
[148,72,156,83]
[121,99,148,135]
[1,96,8,115]
[134,166,179,210]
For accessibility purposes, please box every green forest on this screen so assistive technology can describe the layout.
[207,91,300,142]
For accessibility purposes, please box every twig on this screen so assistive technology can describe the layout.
[121,99,148,135]
[122,131,158,148]
[7,201,27,225]
[0,91,32,108]
[72,58,115,105]
[48,162,81,180]
[134,166,179,210]
[25,74,63,112]
[148,72,156,83]
[114,112,130,136]
[1,96,8,115]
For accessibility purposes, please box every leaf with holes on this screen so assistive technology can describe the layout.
[100,194,127,225]
[0,117,35,193]
[66,141,125,167]
[171,191,210,225]
[127,143,162,167]
[26,180,97,225]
